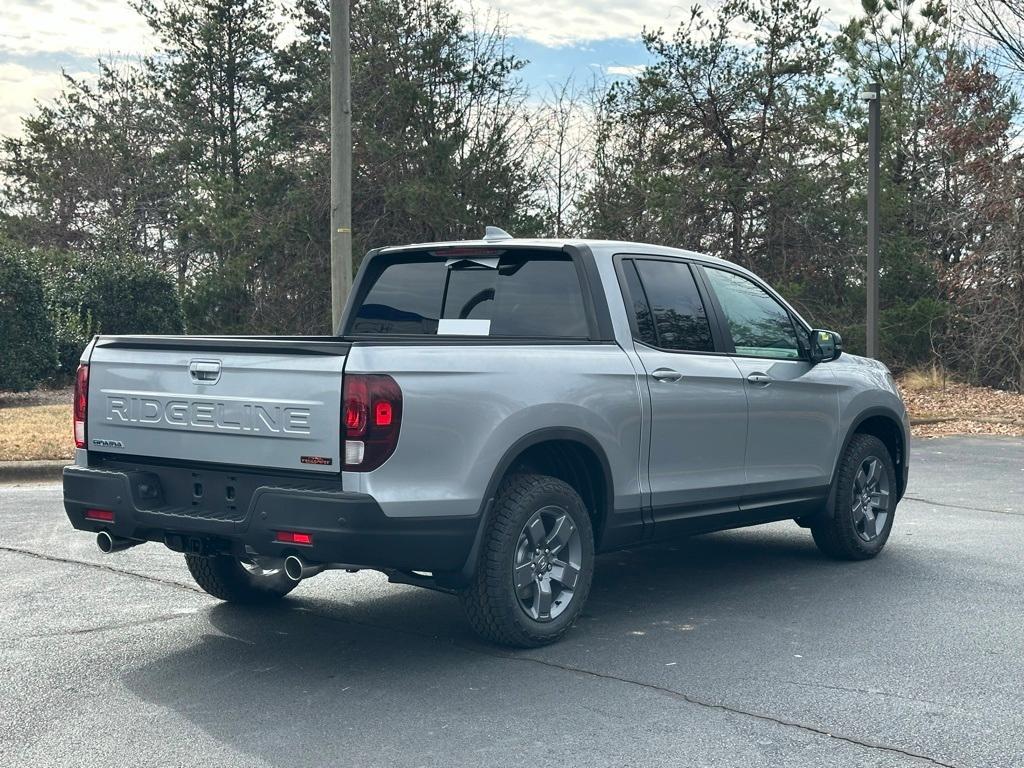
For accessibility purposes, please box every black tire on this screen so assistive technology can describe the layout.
[461,473,595,648]
[185,554,297,604]
[811,433,897,560]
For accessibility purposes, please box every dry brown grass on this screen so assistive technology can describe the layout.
[900,365,952,392]
[898,374,1024,439]
[0,399,74,461]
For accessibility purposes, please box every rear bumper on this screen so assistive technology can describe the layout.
[62,463,478,574]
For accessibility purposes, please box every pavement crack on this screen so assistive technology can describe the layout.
[0,545,204,595]
[288,605,962,767]
[778,679,953,710]
[495,654,963,768]
[903,495,1022,517]
[22,612,198,639]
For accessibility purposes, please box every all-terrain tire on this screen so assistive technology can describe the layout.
[811,433,897,560]
[186,554,297,604]
[461,473,595,648]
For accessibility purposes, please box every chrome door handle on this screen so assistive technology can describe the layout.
[746,372,771,385]
[651,368,682,382]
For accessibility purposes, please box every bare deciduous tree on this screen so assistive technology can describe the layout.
[535,79,593,237]
[963,0,1024,77]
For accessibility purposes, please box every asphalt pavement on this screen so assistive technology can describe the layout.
[1,436,1022,768]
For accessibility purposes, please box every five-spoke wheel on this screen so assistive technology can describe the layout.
[514,506,583,622]
[811,433,898,560]
[461,473,595,647]
[852,456,891,542]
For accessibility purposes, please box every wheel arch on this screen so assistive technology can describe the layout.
[456,428,614,584]
[835,407,908,501]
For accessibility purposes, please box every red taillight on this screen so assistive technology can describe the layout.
[275,530,313,545]
[342,374,402,471]
[84,508,114,522]
[343,376,369,437]
[73,364,89,449]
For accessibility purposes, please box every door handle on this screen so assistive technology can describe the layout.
[189,360,222,384]
[746,372,771,386]
[651,368,682,383]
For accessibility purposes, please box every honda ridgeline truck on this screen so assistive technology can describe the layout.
[63,231,909,647]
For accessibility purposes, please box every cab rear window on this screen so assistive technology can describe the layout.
[348,250,590,338]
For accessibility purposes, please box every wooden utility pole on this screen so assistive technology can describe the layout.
[860,83,881,359]
[330,0,353,333]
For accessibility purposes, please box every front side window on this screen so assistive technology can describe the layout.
[625,259,715,352]
[703,268,800,359]
[349,251,589,338]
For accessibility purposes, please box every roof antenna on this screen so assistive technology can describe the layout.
[483,226,513,242]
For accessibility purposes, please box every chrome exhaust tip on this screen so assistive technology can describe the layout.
[284,554,325,582]
[96,531,142,554]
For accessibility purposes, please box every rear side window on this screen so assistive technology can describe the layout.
[349,251,590,338]
[624,259,715,352]
[620,261,657,346]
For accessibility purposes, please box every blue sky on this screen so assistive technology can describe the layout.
[512,36,652,89]
[0,0,861,137]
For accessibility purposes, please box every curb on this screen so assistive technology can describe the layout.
[0,460,68,484]
[911,415,1024,427]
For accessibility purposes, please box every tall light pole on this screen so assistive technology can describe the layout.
[859,83,881,359]
[330,0,353,334]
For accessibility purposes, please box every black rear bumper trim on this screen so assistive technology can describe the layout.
[63,464,478,574]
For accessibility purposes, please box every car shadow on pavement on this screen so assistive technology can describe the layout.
[120,524,920,767]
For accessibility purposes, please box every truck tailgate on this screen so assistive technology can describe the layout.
[85,337,348,474]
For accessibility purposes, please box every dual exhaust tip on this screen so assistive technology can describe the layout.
[95,533,335,584]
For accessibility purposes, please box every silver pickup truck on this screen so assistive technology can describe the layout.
[63,232,909,647]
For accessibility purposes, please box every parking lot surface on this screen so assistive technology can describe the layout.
[2,436,1022,768]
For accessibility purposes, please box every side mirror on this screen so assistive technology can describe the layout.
[809,329,843,364]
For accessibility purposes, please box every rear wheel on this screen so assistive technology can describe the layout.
[461,473,594,647]
[811,433,897,560]
[186,554,297,603]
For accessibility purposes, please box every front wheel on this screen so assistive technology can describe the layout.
[811,433,898,560]
[461,473,595,647]
[186,553,297,604]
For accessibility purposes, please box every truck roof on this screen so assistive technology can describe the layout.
[377,237,734,270]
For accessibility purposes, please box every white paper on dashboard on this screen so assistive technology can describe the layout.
[437,319,491,335]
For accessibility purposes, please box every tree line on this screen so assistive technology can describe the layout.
[1,0,1022,392]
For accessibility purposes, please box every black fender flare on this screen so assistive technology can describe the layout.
[454,427,615,584]
[822,406,908,518]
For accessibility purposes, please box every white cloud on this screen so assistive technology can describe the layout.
[0,0,150,138]
[0,0,300,138]
[0,63,94,137]
[0,0,153,57]
[459,0,864,46]
[606,64,645,76]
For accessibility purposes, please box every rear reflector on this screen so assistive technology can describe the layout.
[275,531,313,546]
[73,364,89,449]
[84,508,114,522]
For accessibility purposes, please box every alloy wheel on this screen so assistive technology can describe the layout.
[513,505,583,622]
[852,456,891,542]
